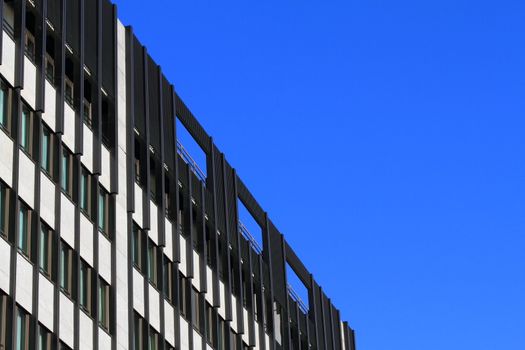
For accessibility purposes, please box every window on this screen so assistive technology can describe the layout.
[0,292,7,349]
[25,30,35,61]
[60,241,73,295]
[132,223,144,271]
[98,279,110,330]
[98,187,109,235]
[80,260,92,313]
[18,204,31,258]
[134,312,145,349]
[39,223,53,277]
[61,147,73,196]
[147,239,158,287]
[0,182,10,237]
[45,53,55,82]
[41,126,54,176]
[150,155,157,201]
[192,288,201,331]
[64,77,74,106]
[0,81,8,131]
[164,257,173,303]
[134,137,142,185]
[38,325,52,350]
[206,303,214,345]
[149,329,158,350]
[80,167,92,217]
[179,272,188,318]
[83,98,92,128]
[16,307,30,350]
[20,106,33,156]
[218,317,226,350]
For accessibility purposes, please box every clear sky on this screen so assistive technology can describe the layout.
[112,1,525,349]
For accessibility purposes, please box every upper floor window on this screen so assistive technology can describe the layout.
[41,125,55,177]
[20,105,33,156]
[0,81,8,131]
[80,167,92,218]
[64,77,74,106]
[132,223,145,272]
[45,53,55,82]
[39,223,53,278]
[38,325,52,350]
[18,203,32,258]
[147,239,158,287]
[61,147,74,197]
[80,260,92,314]
[149,329,159,350]
[0,292,7,349]
[98,278,110,330]
[60,241,73,296]
[98,187,109,236]
[83,98,92,128]
[24,30,35,61]
[163,257,173,303]
[0,182,9,238]
[16,306,31,350]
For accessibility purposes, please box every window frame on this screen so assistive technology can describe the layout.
[16,306,30,350]
[60,241,73,296]
[41,125,55,178]
[98,187,110,237]
[98,278,110,330]
[20,105,34,157]
[24,29,36,62]
[61,146,74,198]
[80,259,93,314]
[0,79,10,133]
[64,76,74,107]
[0,181,10,238]
[80,167,92,218]
[18,203,32,258]
[39,223,53,278]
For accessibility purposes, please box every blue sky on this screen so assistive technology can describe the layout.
[113,1,525,349]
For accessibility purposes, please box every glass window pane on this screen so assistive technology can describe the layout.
[98,191,105,232]
[61,152,68,192]
[18,206,27,254]
[39,226,48,273]
[21,110,29,151]
[0,86,5,127]
[80,172,87,212]
[0,185,4,233]
[42,129,50,173]
[16,310,24,350]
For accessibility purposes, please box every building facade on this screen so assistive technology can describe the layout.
[0,0,357,349]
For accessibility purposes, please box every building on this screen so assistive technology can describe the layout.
[0,0,357,349]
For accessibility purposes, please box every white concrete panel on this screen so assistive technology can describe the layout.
[149,201,158,244]
[0,238,10,293]
[164,301,175,346]
[192,251,201,291]
[254,321,260,350]
[99,233,112,283]
[79,311,94,350]
[218,280,226,319]
[149,285,160,332]
[179,235,187,276]
[180,316,189,350]
[40,173,55,229]
[205,266,213,304]
[82,125,94,172]
[63,103,76,151]
[193,330,202,350]
[18,151,35,208]
[243,307,250,344]
[100,145,111,190]
[38,274,55,332]
[59,293,75,348]
[42,80,56,131]
[164,219,173,261]
[80,214,94,267]
[206,345,213,350]
[341,321,346,350]
[0,32,15,85]
[21,57,36,108]
[15,253,33,312]
[133,183,143,227]
[98,328,112,350]
[0,130,13,186]
[133,268,145,317]
[265,333,270,350]
[231,295,238,332]
[60,194,75,248]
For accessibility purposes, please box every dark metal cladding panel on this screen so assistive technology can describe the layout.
[132,35,145,135]
[101,0,115,96]
[147,55,161,152]
[175,92,210,154]
[268,221,286,303]
[213,147,226,234]
[65,0,79,52]
[178,156,189,188]
[284,242,310,287]
[162,77,175,172]
[224,161,237,249]
[46,0,61,31]
[332,309,342,350]
[83,0,96,74]
[311,281,324,350]
[323,295,334,350]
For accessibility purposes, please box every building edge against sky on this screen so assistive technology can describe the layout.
[0,0,356,349]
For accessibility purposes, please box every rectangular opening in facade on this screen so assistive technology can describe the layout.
[237,198,263,255]
[286,262,309,314]
[176,117,207,182]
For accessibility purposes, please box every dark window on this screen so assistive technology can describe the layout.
[149,328,158,350]
[98,278,110,330]
[38,324,52,350]
[134,312,144,350]
[192,288,201,331]
[39,223,53,278]
[147,239,158,287]
[20,105,33,156]
[0,182,10,238]
[0,80,9,132]
[0,292,8,349]
[60,241,73,296]
[132,223,145,272]
[163,257,173,303]
[45,53,55,82]
[98,187,110,236]
[16,306,30,350]
[24,28,35,61]
[41,125,55,177]
[80,167,92,217]
[83,79,92,128]
[80,260,92,314]
[206,303,214,345]
[179,272,188,318]
[18,203,32,258]
[61,147,74,197]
